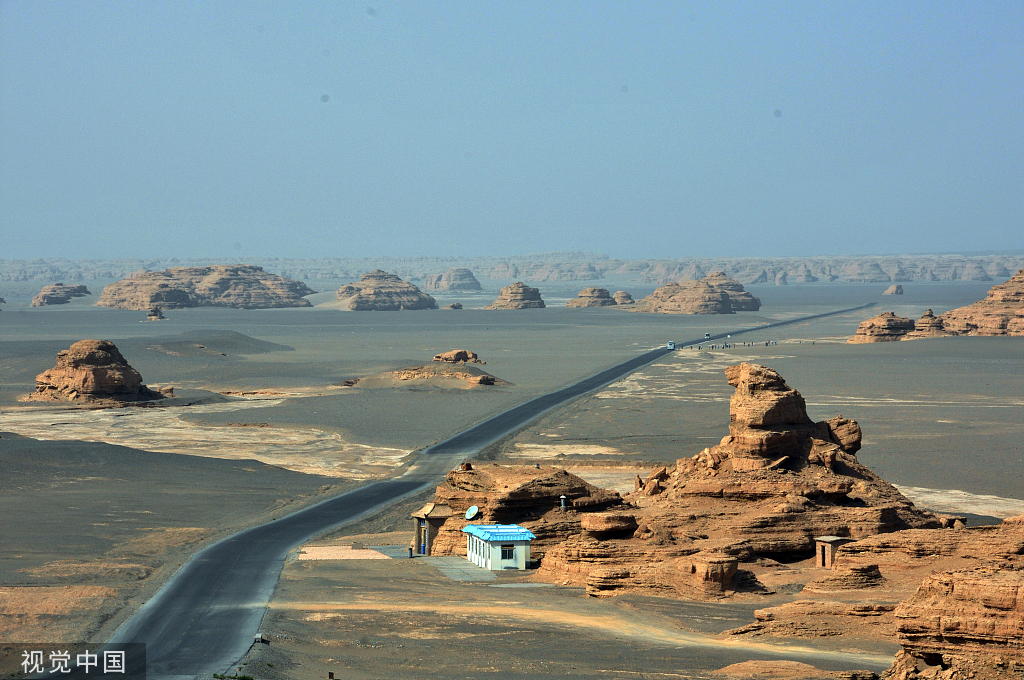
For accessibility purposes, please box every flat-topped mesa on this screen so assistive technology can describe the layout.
[335,270,437,311]
[423,267,482,291]
[934,268,1024,337]
[486,282,546,309]
[633,273,760,314]
[536,363,939,600]
[883,284,904,295]
[612,291,634,305]
[566,287,617,308]
[847,311,916,343]
[432,349,484,364]
[26,339,166,404]
[98,265,316,310]
[31,283,92,306]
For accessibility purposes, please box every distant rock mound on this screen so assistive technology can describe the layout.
[566,287,617,308]
[633,273,760,314]
[423,267,482,291]
[98,265,316,310]
[612,291,634,305]
[848,312,916,343]
[146,307,167,321]
[443,302,463,310]
[486,282,546,309]
[883,284,904,295]
[335,270,437,311]
[933,268,1024,336]
[903,309,949,340]
[26,340,167,404]
[31,283,92,306]
[433,349,484,364]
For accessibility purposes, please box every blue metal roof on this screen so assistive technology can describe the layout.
[462,524,535,542]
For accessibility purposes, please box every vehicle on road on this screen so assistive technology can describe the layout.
[666,341,675,350]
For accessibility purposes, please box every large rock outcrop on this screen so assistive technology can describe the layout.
[432,349,483,364]
[933,268,1024,337]
[537,363,940,599]
[423,268,482,291]
[883,285,904,295]
[633,273,760,314]
[848,312,916,343]
[31,283,91,306]
[903,309,950,340]
[98,266,316,310]
[486,282,546,309]
[612,291,634,305]
[25,340,166,404]
[566,288,617,308]
[335,270,437,311]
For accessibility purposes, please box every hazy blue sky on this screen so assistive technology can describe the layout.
[1,1,1021,260]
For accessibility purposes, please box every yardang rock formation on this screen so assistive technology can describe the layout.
[31,283,91,306]
[98,265,316,310]
[486,282,546,309]
[423,268,482,291]
[848,312,917,343]
[26,340,167,404]
[612,291,634,305]
[335,270,437,311]
[566,287,617,308]
[633,273,760,314]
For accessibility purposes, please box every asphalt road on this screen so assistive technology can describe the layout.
[105,302,875,679]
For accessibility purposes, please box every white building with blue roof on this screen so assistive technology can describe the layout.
[462,524,535,571]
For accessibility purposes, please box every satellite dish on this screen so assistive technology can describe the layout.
[465,505,479,520]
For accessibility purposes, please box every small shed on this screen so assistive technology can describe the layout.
[411,502,453,556]
[462,524,535,571]
[814,535,856,569]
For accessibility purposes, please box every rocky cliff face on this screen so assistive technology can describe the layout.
[536,363,940,599]
[98,266,315,310]
[934,268,1024,337]
[633,273,760,314]
[335,270,437,311]
[486,282,546,309]
[423,267,482,291]
[566,287,617,308]
[25,340,166,404]
[848,312,917,343]
[31,283,91,306]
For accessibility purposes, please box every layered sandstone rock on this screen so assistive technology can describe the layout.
[537,364,940,599]
[612,291,634,305]
[428,465,622,559]
[848,312,916,343]
[883,285,904,295]
[566,287,617,308]
[933,268,1024,337]
[882,566,1024,680]
[486,282,546,309]
[423,267,482,291]
[26,340,166,404]
[432,349,484,364]
[903,310,950,340]
[98,266,316,310]
[335,270,437,311]
[31,283,91,306]
[633,273,760,314]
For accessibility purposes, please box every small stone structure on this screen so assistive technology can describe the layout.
[411,502,453,556]
[463,524,534,570]
[814,535,856,569]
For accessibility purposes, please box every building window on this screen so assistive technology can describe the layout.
[501,545,515,560]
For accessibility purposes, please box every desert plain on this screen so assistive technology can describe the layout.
[1,278,1022,679]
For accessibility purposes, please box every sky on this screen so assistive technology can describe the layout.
[1,1,1021,261]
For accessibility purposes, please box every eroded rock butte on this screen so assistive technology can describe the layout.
[486,282,546,309]
[335,270,437,311]
[32,283,91,306]
[25,340,167,404]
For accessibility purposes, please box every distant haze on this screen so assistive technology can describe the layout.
[1,2,1021,260]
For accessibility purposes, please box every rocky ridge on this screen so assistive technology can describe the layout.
[486,282,545,309]
[566,287,617,308]
[25,340,167,404]
[423,267,482,291]
[31,283,91,306]
[97,266,315,310]
[335,270,437,311]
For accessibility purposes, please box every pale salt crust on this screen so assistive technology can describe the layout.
[0,398,410,479]
[895,486,1024,519]
[297,546,391,560]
